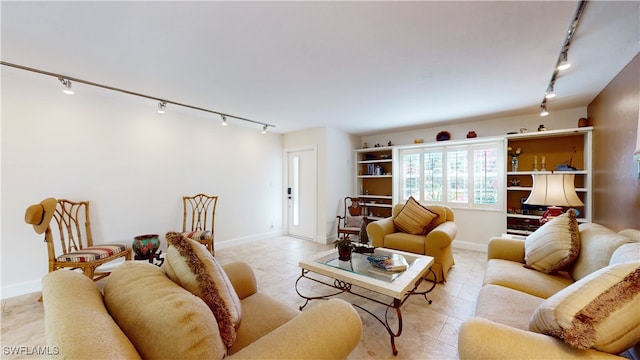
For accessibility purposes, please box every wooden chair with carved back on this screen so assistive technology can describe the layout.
[24,198,132,296]
[336,196,367,242]
[182,194,218,256]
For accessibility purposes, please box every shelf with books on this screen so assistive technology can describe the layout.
[504,127,592,236]
[356,147,395,219]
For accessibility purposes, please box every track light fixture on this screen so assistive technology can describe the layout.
[262,124,268,134]
[157,101,167,114]
[557,50,571,71]
[537,0,586,117]
[221,115,228,126]
[545,82,556,99]
[540,104,549,117]
[0,61,275,131]
[59,77,74,95]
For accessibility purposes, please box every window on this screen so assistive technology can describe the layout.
[398,141,503,210]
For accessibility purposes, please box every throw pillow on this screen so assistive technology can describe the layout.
[524,209,580,273]
[163,232,242,348]
[529,261,640,353]
[393,196,439,235]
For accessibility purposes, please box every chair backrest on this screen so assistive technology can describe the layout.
[182,194,218,232]
[344,197,362,217]
[46,199,93,261]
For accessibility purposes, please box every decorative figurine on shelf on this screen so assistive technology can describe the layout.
[556,147,578,171]
[541,155,547,171]
[363,142,369,149]
[538,124,547,131]
[374,143,381,147]
[509,178,521,186]
[533,155,539,171]
[466,131,477,138]
[508,146,522,172]
[387,141,393,146]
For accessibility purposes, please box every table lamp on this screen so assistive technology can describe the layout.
[524,173,584,224]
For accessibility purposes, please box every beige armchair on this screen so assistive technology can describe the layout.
[367,203,457,282]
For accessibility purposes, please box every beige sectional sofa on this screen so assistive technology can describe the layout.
[459,223,640,359]
[42,260,362,359]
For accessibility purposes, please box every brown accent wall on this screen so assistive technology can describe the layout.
[587,53,640,230]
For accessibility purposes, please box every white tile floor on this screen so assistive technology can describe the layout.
[1,236,486,359]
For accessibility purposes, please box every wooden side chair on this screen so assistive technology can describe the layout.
[336,196,367,242]
[182,194,218,256]
[25,198,131,285]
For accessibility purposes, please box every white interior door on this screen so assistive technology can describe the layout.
[287,148,316,240]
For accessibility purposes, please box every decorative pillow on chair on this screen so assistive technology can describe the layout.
[529,261,640,353]
[163,232,241,348]
[524,209,580,273]
[393,196,439,235]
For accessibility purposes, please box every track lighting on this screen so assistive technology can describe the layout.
[157,101,166,114]
[540,104,549,117]
[557,50,571,71]
[537,1,585,117]
[1,61,275,131]
[59,78,74,95]
[545,83,556,99]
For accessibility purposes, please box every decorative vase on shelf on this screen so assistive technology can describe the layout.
[511,156,519,172]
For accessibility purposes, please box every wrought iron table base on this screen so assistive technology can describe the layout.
[295,268,436,356]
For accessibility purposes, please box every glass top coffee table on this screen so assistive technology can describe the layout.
[296,247,435,355]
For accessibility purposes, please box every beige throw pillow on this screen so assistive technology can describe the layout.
[393,197,439,235]
[529,261,640,353]
[524,209,580,274]
[163,232,242,348]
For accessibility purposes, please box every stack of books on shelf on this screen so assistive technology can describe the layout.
[366,254,408,273]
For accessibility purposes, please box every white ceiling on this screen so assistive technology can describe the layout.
[2,1,638,135]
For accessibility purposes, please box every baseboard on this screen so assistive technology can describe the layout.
[216,229,284,249]
[1,279,42,300]
[452,240,488,253]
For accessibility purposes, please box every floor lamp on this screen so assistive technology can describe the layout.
[524,173,584,224]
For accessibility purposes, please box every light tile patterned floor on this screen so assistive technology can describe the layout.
[1,236,485,359]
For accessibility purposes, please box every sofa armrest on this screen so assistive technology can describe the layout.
[424,221,457,251]
[487,237,526,263]
[222,262,258,300]
[367,217,396,247]
[231,299,362,359]
[42,270,142,359]
[459,317,623,359]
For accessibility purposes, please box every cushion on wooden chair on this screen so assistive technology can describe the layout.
[182,230,212,241]
[56,244,128,262]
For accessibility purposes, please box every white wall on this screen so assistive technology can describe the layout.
[1,68,284,298]
[325,128,361,242]
[362,107,587,250]
[283,127,360,244]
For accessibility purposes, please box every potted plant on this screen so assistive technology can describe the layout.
[334,236,354,261]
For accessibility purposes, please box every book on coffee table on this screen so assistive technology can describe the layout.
[367,254,408,272]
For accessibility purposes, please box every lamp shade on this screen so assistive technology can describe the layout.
[524,174,584,207]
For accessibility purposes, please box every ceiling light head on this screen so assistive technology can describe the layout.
[59,78,74,95]
[157,101,167,114]
[221,115,228,126]
[545,83,556,99]
[262,124,268,134]
[540,104,549,117]
[557,51,571,71]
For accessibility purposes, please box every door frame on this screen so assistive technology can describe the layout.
[283,145,318,241]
